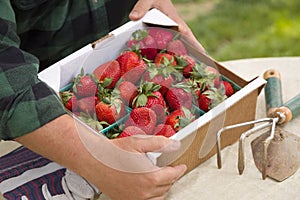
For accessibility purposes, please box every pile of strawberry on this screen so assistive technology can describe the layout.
[60,27,236,139]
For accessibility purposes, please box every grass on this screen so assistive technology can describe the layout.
[174,0,300,61]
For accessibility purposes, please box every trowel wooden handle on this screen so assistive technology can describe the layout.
[275,93,300,124]
[263,69,283,117]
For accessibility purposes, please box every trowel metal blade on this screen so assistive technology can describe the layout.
[251,126,300,181]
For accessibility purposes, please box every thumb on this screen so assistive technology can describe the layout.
[132,135,181,153]
[129,0,153,21]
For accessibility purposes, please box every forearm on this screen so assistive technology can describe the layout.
[14,114,94,175]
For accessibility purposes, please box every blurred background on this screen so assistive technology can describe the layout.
[173,0,300,61]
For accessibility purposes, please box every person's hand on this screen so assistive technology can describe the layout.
[93,135,187,200]
[129,0,206,54]
[16,115,186,200]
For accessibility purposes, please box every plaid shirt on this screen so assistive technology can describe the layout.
[0,0,136,140]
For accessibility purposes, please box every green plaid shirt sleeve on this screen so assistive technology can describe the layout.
[0,0,136,140]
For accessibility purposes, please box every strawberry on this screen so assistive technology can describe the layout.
[153,124,176,138]
[78,112,109,133]
[197,89,226,112]
[118,126,146,138]
[154,53,177,67]
[117,81,138,107]
[144,90,166,109]
[189,64,220,91]
[127,29,158,60]
[125,107,157,135]
[117,51,141,76]
[143,90,167,124]
[95,98,126,125]
[205,66,221,88]
[176,55,196,78]
[197,92,211,112]
[148,27,174,50]
[121,59,147,84]
[167,39,188,56]
[133,82,167,123]
[132,82,163,107]
[60,91,78,112]
[93,60,121,89]
[165,108,195,132]
[142,63,178,95]
[139,34,158,60]
[164,82,193,111]
[221,81,234,97]
[72,69,98,98]
[77,96,99,115]
[144,72,173,95]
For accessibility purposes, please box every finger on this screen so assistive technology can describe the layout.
[153,164,187,186]
[144,164,187,199]
[131,135,181,153]
[129,0,154,21]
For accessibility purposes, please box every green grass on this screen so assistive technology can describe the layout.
[174,0,300,61]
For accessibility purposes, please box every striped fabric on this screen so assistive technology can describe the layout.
[0,146,66,200]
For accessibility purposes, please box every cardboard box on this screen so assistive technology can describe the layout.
[38,9,266,174]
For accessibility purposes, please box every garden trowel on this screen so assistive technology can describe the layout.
[216,69,300,181]
[251,69,300,181]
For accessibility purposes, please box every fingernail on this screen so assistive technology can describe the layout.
[129,11,139,20]
[162,139,181,152]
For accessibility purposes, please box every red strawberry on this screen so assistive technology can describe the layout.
[133,82,167,123]
[143,64,175,95]
[117,81,138,107]
[165,108,195,132]
[197,92,211,112]
[176,55,196,78]
[144,72,173,95]
[117,51,141,76]
[125,107,157,135]
[205,66,221,88]
[95,98,126,125]
[93,60,121,89]
[153,124,176,138]
[189,64,220,91]
[197,89,226,112]
[140,35,158,60]
[127,29,158,60]
[154,53,177,67]
[121,59,147,84]
[78,112,109,133]
[60,91,78,111]
[164,82,193,111]
[148,27,174,50]
[72,69,98,98]
[167,40,188,56]
[144,91,167,124]
[144,91,166,109]
[221,81,234,97]
[77,96,99,115]
[118,126,146,138]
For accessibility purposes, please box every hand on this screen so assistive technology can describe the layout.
[129,0,206,54]
[16,115,186,200]
[94,136,187,200]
